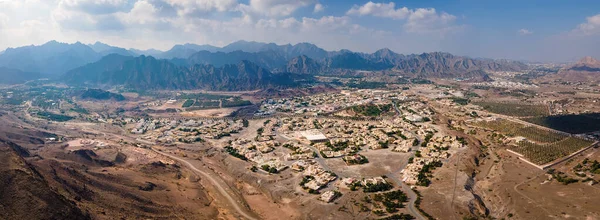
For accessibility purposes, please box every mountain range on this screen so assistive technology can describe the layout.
[549,56,600,83]
[64,55,300,90]
[0,67,40,85]
[0,40,532,90]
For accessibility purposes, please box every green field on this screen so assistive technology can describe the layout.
[474,102,549,117]
[193,100,220,109]
[36,111,74,122]
[222,97,252,108]
[182,99,195,108]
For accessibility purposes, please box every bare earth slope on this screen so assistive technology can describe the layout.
[0,140,90,220]
[550,56,600,82]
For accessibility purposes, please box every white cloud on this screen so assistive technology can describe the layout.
[518,28,533,35]
[59,0,130,15]
[347,1,409,19]
[166,0,237,16]
[574,14,600,35]
[3,0,598,61]
[404,8,458,34]
[52,3,102,31]
[0,13,8,29]
[313,3,324,13]
[238,0,315,18]
[124,0,159,24]
[346,2,459,34]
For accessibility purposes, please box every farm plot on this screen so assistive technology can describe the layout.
[474,119,565,143]
[474,102,549,117]
[511,137,594,165]
[179,93,252,109]
[473,118,595,165]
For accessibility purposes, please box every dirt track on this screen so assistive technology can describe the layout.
[152,149,259,220]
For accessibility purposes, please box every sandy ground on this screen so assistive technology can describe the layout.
[180,108,240,118]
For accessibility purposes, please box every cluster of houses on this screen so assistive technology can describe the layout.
[279,116,438,161]
[401,135,464,185]
[132,118,244,144]
[340,176,388,189]
[228,137,287,173]
[297,162,337,191]
[256,119,278,141]
[258,89,410,116]
[283,141,317,161]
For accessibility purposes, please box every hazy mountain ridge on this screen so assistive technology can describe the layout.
[64,55,300,90]
[548,56,600,82]
[0,41,101,76]
[0,67,41,85]
[186,50,287,70]
[567,56,600,72]
[285,55,323,74]
[392,52,527,76]
[0,40,531,88]
[87,42,137,57]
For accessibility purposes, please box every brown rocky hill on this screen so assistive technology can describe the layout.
[0,140,90,220]
[567,56,600,71]
[552,56,600,82]
[285,55,323,74]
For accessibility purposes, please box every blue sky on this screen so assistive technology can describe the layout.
[0,0,598,62]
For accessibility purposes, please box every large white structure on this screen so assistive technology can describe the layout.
[299,129,328,143]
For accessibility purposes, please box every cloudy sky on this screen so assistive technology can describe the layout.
[0,0,599,62]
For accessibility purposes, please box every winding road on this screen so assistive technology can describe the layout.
[386,158,427,220]
[152,149,259,220]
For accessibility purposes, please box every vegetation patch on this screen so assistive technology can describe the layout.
[222,97,252,108]
[473,119,567,143]
[224,146,247,161]
[474,102,548,117]
[512,138,594,165]
[80,89,125,101]
[36,111,74,122]
[474,119,594,165]
[363,181,393,193]
[182,99,195,108]
[416,160,443,186]
[350,104,393,117]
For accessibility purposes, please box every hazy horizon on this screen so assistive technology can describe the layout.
[0,39,595,64]
[1,0,599,62]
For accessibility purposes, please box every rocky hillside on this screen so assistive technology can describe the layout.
[0,67,40,85]
[285,55,323,74]
[0,41,102,76]
[549,56,600,82]
[0,140,90,220]
[566,56,600,72]
[392,52,526,76]
[64,55,301,90]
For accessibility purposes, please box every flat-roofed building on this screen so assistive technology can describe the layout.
[299,129,329,143]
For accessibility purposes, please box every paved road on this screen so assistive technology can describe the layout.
[152,149,259,220]
[385,103,426,219]
[386,154,426,220]
[387,171,425,220]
